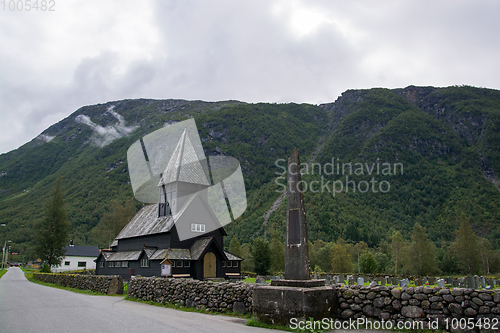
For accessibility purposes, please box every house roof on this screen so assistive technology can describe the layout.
[107,251,142,261]
[158,127,210,187]
[115,204,174,240]
[63,245,100,257]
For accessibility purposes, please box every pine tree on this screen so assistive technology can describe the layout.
[93,199,136,248]
[478,237,493,275]
[240,243,254,272]
[391,230,405,274]
[331,238,354,273]
[452,214,481,274]
[406,223,437,276]
[228,235,242,257]
[251,238,271,275]
[269,231,285,273]
[353,241,368,273]
[316,242,335,272]
[360,250,378,274]
[35,177,70,268]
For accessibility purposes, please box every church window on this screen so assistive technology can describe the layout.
[191,223,205,232]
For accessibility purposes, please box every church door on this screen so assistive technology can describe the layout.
[203,252,216,278]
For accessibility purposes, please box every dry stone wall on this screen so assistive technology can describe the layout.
[127,276,253,314]
[33,273,123,294]
[337,284,500,330]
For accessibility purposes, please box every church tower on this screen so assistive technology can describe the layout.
[157,127,211,217]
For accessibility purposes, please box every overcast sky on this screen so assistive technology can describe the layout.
[0,0,499,154]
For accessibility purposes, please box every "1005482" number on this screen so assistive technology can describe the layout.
[1,0,55,11]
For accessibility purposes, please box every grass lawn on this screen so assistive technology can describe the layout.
[242,277,271,283]
[0,269,7,279]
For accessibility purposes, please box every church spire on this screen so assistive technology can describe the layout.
[158,127,210,187]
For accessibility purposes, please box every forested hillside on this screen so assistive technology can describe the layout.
[0,85,499,272]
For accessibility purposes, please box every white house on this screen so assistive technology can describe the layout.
[52,245,100,272]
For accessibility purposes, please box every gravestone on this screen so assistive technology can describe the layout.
[380,278,387,286]
[348,275,355,286]
[428,277,435,285]
[357,277,364,286]
[400,279,409,287]
[339,274,345,284]
[466,274,473,288]
[415,278,423,286]
[437,279,445,288]
[422,277,427,284]
[480,276,486,289]
[473,275,480,289]
[459,278,466,288]
[253,148,336,326]
[452,279,459,288]
[256,276,266,284]
[391,278,398,285]
[446,277,453,285]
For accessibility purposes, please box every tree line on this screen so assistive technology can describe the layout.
[232,213,500,276]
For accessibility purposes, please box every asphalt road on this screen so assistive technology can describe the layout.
[0,267,275,333]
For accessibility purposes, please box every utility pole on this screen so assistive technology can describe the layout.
[1,240,6,271]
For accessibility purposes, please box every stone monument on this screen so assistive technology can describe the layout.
[253,148,336,325]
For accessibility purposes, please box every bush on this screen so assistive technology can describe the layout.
[40,264,51,273]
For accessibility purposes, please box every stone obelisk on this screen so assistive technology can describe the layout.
[253,148,336,325]
[285,147,310,280]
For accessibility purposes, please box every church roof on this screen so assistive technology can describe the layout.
[158,127,210,186]
[166,248,191,260]
[107,250,142,261]
[224,251,244,261]
[190,238,212,261]
[115,204,174,240]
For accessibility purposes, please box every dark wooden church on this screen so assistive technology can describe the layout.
[95,128,242,280]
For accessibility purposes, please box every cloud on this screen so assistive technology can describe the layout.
[37,134,55,143]
[74,106,138,148]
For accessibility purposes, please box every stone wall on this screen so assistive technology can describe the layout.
[337,284,500,329]
[127,276,253,314]
[33,273,123,294]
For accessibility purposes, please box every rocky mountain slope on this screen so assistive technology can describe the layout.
[0,85,499,258]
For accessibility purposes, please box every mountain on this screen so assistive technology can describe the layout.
[1,85,499,259]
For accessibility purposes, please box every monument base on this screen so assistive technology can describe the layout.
[271,279,325,288]
[253,282,337,326]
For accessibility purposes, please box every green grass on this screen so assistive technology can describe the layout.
[242,277,271,283]
[124,295,252,319]
[0,269,7,279]
[25,271,124,296]
[26,275,113,296]
[246,319,297,331]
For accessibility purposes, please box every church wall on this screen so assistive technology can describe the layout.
[169,226,224,249]
[116,233,170,251]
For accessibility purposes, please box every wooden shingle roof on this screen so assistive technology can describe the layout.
[115,204,174,240]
